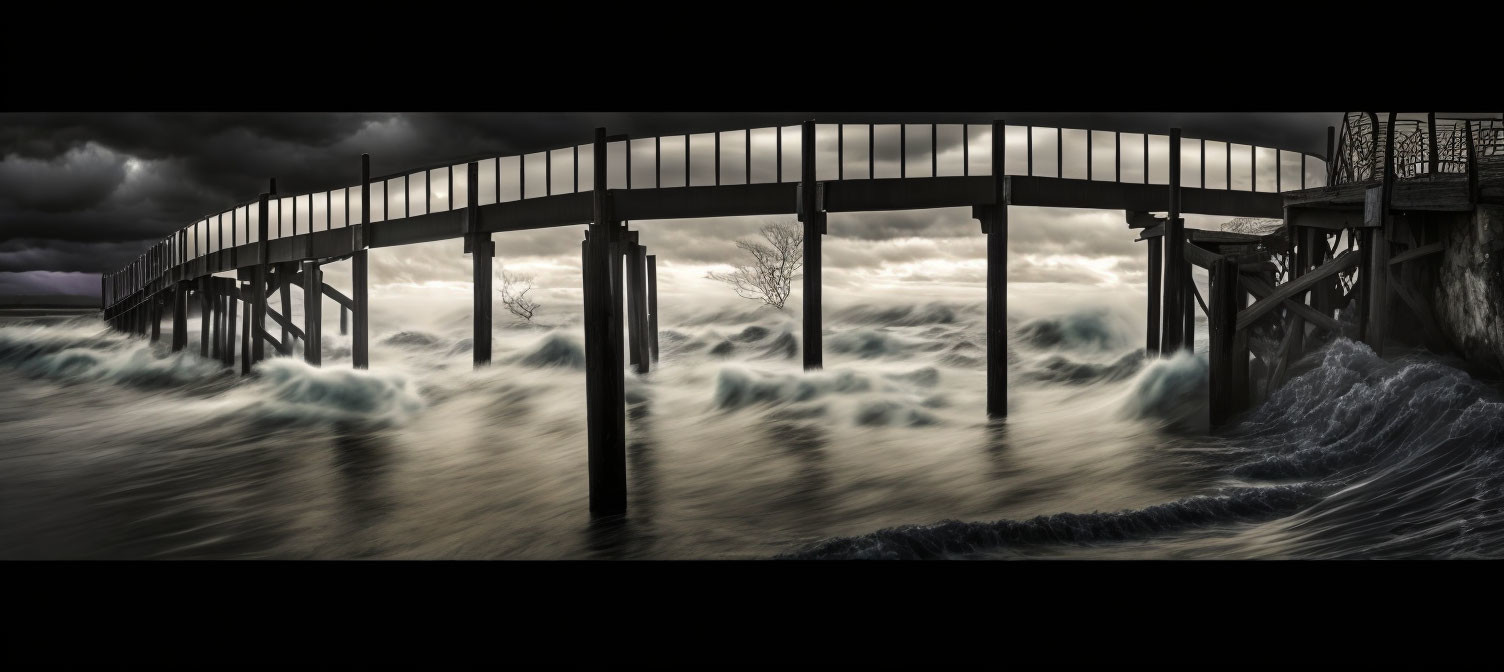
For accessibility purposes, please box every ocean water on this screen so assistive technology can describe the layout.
[2,286,1501,560]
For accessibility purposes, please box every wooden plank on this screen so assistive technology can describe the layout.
[265,305,306,342]
[1183,241,1222,270]
[1388,241,1444,266]
[1135,224,1165,241]
[257,327,285,355]
[1236,250,1360,331]
[1238,274,1351,336]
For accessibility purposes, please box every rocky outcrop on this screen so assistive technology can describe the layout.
[1434,204,1504,374]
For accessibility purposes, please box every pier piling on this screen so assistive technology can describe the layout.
[302,260,322,366]
[584,128,627,515]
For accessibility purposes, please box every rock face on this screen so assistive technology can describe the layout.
[1434,204,1504,374]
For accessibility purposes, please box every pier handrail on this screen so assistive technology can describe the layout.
[105,120,1331,310]
[1330,112,1504,187]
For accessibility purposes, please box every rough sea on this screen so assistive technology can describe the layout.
[3,252,1502,560]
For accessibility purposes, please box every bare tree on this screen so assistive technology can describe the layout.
[499,269,540,322]
[706,221,804,310]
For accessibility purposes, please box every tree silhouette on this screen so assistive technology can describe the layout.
[499,269,539,322]
[706,221,804,310]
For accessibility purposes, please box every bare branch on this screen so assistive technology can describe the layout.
[707,220,803,310]
[499,269,539,322]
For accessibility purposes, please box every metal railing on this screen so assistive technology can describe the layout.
[1330,112,1504,186]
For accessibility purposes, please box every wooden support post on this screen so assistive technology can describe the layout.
[302,260,322,366]
[1183,270,1195,349]
[1363,113,1398,356]
[801,120,824,371]
[1163,129,1185,352]
[1146,231,1162,354]
[352,251,369,369]
[584,127,627,516]
[627,238,648,374]
[1232,281,1251,411]
[467,162,492,368]
[172,282,187,352]
[647,253,659,363]
[212,286,224,362]
[199,277,211,357]
[252,193,269,365]
[149,294,161,343]
[986,119,1008,419]
[241,285,251,375]
[353,155,370,370]
[1208,256,1239,426]
[225,290,237,367]
[340,306,348,335]
[279,263,293,351]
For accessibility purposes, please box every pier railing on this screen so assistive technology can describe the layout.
[1330,112,1504,186]
[103,121,1329,310]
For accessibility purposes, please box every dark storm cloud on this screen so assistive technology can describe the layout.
[0,111,1352,296]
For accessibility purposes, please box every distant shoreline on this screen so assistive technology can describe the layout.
[0,295,101,310]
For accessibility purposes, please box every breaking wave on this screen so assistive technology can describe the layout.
[1016,309,1136,351]
[0,324,227,389]
[787,336,1504,560]
[229,358,425,427]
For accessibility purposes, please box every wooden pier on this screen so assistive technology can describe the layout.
[99,114,1503,513]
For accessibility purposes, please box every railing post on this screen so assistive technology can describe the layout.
[1329,123,1343,185]
[1427,112,1439,176]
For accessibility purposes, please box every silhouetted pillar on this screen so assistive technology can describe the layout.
[279,263,293,351]
[225,289,237,367]
[584,127,627,515]
[241,283,252,375]
[647,253,659,363]
[1183,275,1195,350]
[172,282,188,352]
[466,161,492,368]
[353,155,370,370]
[353,251,369,369]
[800,120,824,371]
[1146,232,1162,354]
[1163,129,1185,352]
[340,306,349,336]
[149,294,161,343]
[252,194,270,365]
[302,260,322,366]
[627,237,648,374]
[199,277,211,357]
[1208,256,1239,426]
[985,119,1008,419]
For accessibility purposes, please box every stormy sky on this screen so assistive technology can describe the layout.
[0,112,1347,299]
